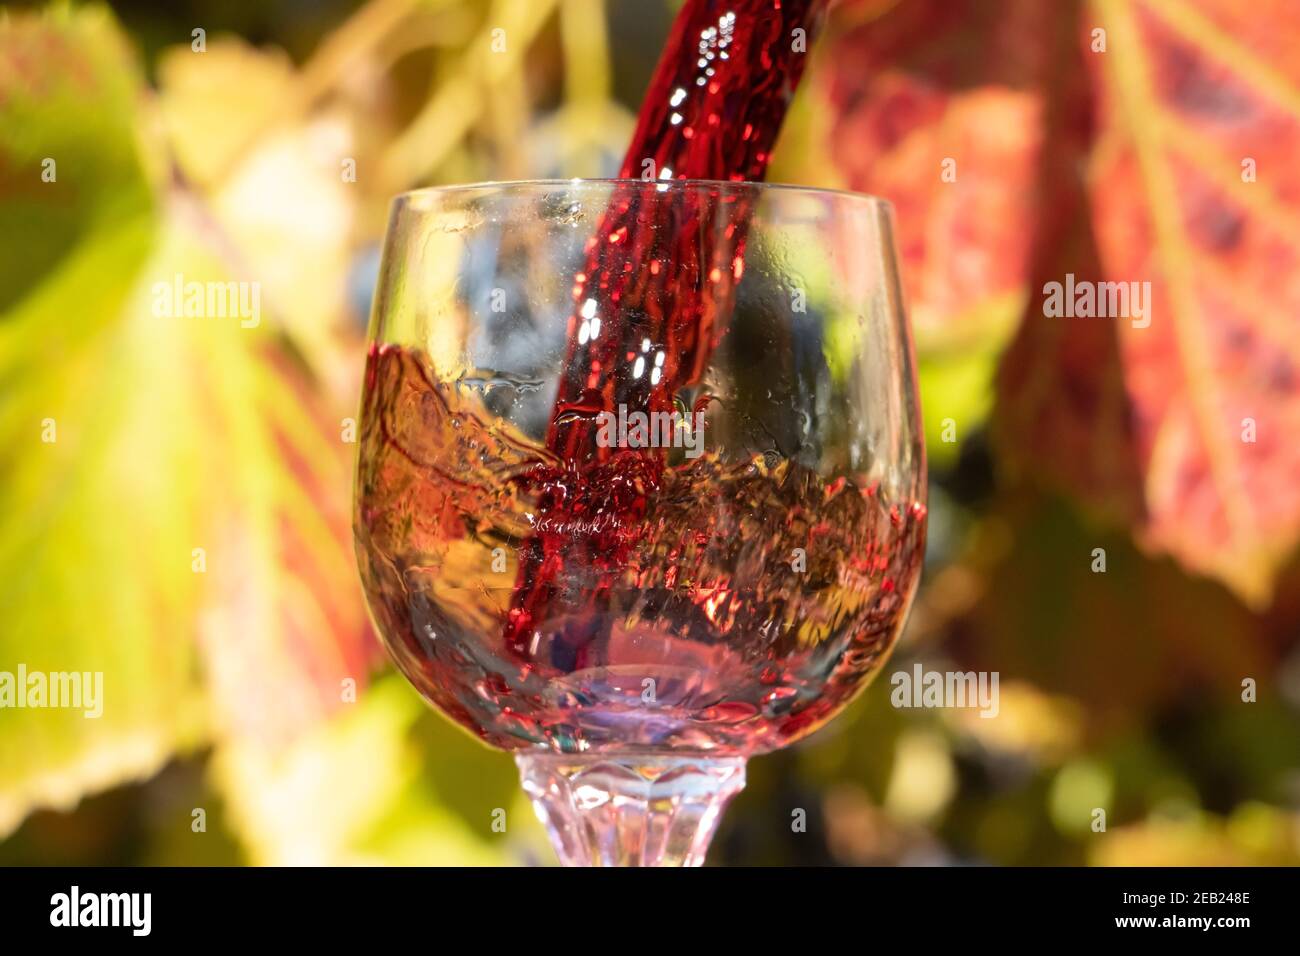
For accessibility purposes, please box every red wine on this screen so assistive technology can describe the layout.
[510,0,830,660]
[351,0,923,757]
[355,344,926,753]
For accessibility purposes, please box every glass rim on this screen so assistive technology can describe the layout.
[390,177,892,212]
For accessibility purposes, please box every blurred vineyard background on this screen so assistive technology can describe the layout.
[2,0,1299,865]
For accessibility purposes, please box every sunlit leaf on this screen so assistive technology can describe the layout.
[0,5,202,836]
[0,5,372,835]
[824,0,1300,604]
[817,0,1048,358]
[1077,0,1300,605]
[0,4,155,309]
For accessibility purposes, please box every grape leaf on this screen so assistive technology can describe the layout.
[818,0,1050,355]
[0,6,372,834]
[0,5,154,310]
[0,5,200,834]
[821,0,1300,605]
[814,0,1053,464]
[1076,0,1300,605]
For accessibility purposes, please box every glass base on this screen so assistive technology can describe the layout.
[516,752,747,867]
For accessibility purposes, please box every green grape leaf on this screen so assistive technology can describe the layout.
[0,5,372,836]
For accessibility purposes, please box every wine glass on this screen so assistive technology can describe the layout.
[353,179,926,866]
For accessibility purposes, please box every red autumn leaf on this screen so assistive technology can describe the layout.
[819,0,1053,349]
[819,0,1300,605]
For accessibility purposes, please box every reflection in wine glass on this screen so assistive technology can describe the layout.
[353,179,925,866]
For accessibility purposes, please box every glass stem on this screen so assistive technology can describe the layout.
[516,752,747,867]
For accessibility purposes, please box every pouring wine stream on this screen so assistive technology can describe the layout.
[511,0,831,866]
